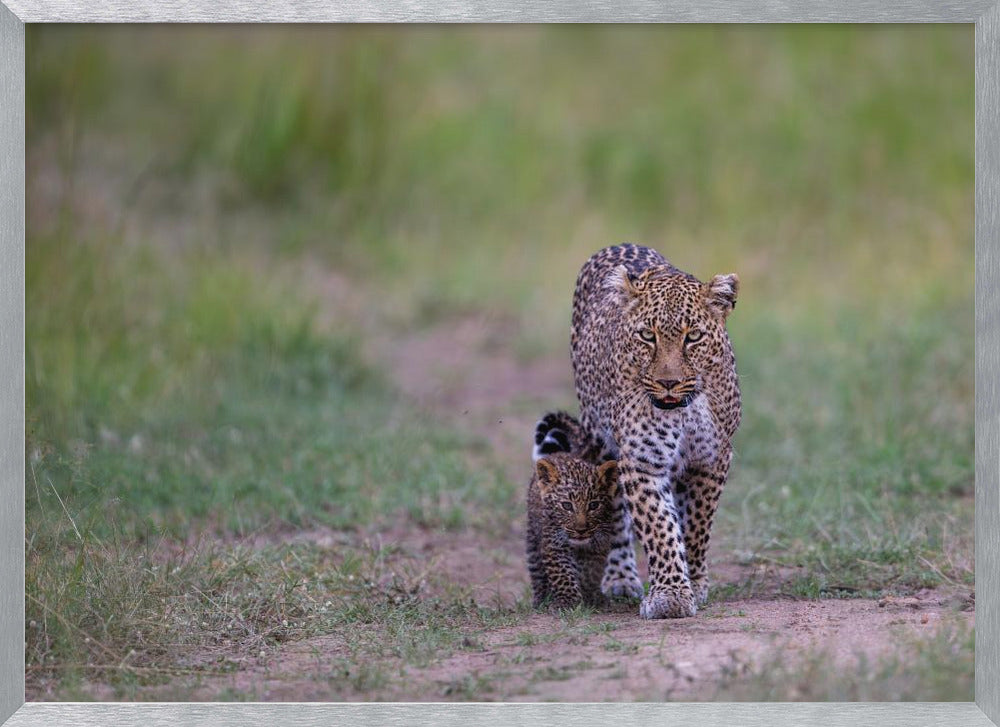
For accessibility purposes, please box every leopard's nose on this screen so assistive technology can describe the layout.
[656,378,680,390]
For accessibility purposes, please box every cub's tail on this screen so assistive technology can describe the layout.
[533,411,583,462]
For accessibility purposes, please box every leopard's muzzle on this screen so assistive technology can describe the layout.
[649,378,698,410]
[650,392,696,410]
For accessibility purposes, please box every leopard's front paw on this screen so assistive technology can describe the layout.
[601,570,643,600]
[639,587,697,619]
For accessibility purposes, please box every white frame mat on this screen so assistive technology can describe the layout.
[1,3,997,726]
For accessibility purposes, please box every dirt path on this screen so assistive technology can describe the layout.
[179,307,973,701]
[190,584,970,701]
[369,311,575,475]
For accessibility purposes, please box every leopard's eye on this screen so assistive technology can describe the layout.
[685,329,704,345]
[587,501,601,512]
[561,501,575,513]
[637,328,656,343]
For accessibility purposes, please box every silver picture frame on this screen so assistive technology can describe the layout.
[1,3,997,725]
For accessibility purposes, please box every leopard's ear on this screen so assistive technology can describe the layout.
[604,265,651,305]
[703,273,739,320]
[596,460,619,496]
[535,458,560,497]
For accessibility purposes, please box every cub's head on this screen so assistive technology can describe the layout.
[535,455,619,547]
[604,263,738,410]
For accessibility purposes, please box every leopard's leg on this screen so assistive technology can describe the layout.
[576,428,643,601]
[674,462,727,607]
[572,414,642,600]
[541,529,584,610]
[600,494,643,600]
[617,453,696,619]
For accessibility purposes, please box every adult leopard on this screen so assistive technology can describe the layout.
[570,244,741,619]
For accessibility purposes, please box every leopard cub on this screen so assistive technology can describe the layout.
[526,431,619,610]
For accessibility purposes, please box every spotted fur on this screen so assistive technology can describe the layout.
[526,453,620,610]
[570,244,741,619]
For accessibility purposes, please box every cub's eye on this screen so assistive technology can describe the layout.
[561,501,575,513]
[685,329,704,345]
[587,501,601,512]
[638,328,656,343]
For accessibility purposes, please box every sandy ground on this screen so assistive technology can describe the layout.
[190,588,971,701]
[179,518,972,701]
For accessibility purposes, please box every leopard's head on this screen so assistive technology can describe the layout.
[535,455,619,547]
[605,263,738,411]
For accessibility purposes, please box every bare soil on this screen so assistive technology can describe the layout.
[188,585,971,702]
[171,308,974,701]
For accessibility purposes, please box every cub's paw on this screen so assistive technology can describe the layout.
[601,571,643,600]
[548,597,584,612]
[639,588,697,619]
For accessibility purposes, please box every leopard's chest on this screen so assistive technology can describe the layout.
[612,395,723,472]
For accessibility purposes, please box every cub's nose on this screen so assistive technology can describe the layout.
[656,378,680,390]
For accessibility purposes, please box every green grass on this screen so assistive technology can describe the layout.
[717,292,974,594]
[27,231,512,539]
[25,229,515,697]
[26,26,972,338]
[26,531,529,699]
[25,24,973,700]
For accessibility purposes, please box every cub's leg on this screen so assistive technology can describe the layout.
[541,530,584,610]
[577,549,609,607]
[674,461,728,606]
[526,520,549,608]
[617,455,696,619]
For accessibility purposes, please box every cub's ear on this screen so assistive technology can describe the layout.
[535,458,560,497]
[703,273,739,320]
[596,460,619,496]
[604,265,650,305]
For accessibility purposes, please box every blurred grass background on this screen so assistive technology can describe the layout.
[25,24,973,700]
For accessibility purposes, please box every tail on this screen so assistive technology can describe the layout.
[532,411,583,461]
